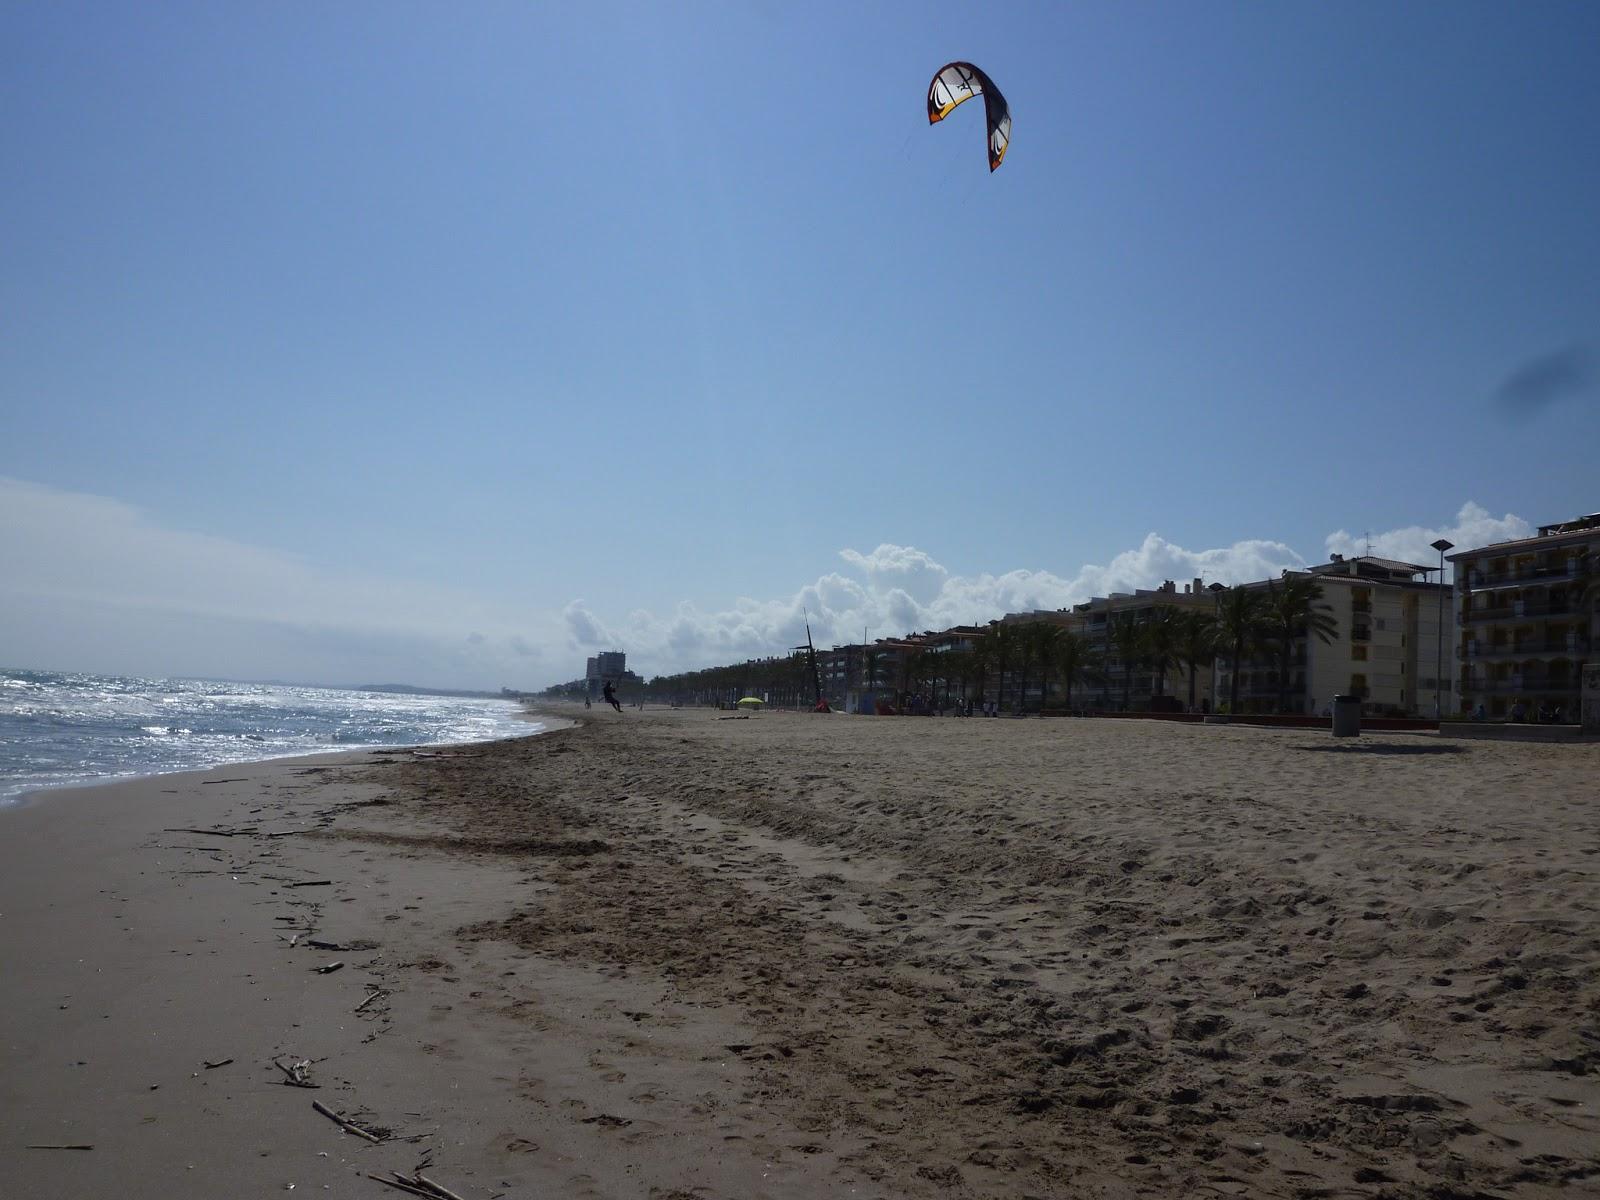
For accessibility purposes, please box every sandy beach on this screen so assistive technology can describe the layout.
[2,709,1597,1199]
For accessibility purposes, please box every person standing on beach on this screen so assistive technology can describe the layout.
[603,680,623,713]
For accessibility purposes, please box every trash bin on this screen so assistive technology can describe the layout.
[1332,694,1361,737]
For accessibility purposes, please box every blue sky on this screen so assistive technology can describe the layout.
[3,2,1596,687]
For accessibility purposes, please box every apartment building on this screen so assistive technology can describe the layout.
[584,650,628,699]
[1216,556,1453,716]
[1070,580,1217,710]
[1449,512,1598,720]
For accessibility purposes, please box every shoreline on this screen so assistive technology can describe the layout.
[2,707,1596,1197]
[1,708,565,812]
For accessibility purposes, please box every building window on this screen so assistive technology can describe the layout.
[1352,645,1368,661]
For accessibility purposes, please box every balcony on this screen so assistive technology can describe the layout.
[1350,600,1372,614]
[1350,626,1371,642]
[1465,563,1576,590]
[1462,600,1574,623]
[1462,638,1583,659]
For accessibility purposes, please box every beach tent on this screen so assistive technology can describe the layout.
[736,696,765,709]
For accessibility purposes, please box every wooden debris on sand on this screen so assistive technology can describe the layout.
[163,827,253,838]
[367,1171,466,1200]
[272,1057,318,1088]
[311,1099,383,1143]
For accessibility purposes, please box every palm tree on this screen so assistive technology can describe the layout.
[1108,613,1147,710]
[967,637,993,710]
[1029,623,1064,712]
[934,649,953,713]
[897,649,925,711]
[1174,609,1217,712]
[1262,574,1339,713]
[1143,607,1181,701]
[982,622,1017,712]
[1213,586,1267,713]
[1011,622,1061,714]
[788,649,811,707]
[1053,631,1104,710]
[860,646,886,709]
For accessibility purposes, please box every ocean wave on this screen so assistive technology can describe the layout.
[0,669,538,804]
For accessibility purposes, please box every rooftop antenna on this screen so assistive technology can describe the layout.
[1364,531,1372,557]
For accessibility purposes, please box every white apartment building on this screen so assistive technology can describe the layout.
[1216,556,1453,716]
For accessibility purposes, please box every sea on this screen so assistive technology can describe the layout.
[0,667,542,805]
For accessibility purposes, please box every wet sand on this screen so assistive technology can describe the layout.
[2,708,1596,1198]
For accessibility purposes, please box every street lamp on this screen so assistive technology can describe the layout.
[1431,538,1454,720]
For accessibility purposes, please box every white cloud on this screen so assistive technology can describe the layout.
[838,544,949,602]
[571,506,1536,678]
[1325,502,1532,580]
[562,600,614,648]
[581,533,1310,678]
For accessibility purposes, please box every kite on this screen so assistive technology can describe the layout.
[927,61,1010,171]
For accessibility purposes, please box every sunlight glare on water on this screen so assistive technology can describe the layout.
[0,667,540,804]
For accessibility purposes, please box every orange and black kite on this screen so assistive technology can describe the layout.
[927,61,1010,171]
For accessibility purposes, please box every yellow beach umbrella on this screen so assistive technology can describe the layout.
[736,696,764,708]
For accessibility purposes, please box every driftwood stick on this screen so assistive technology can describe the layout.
[415,1173,467,1200]
[313,961,345,974]
[312,1099,382,1143]
[163,827,247,837]
[26,1144,94,1150]
[202,1058,233,1069]
[272,1058,319,1088]
[366,1174,432,1198]
[286,880,334,888]
[354,989,387,1012]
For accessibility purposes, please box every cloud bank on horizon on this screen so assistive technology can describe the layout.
[0,476,554,687]
[1,477,1531,688]
[567,501,1532,678]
